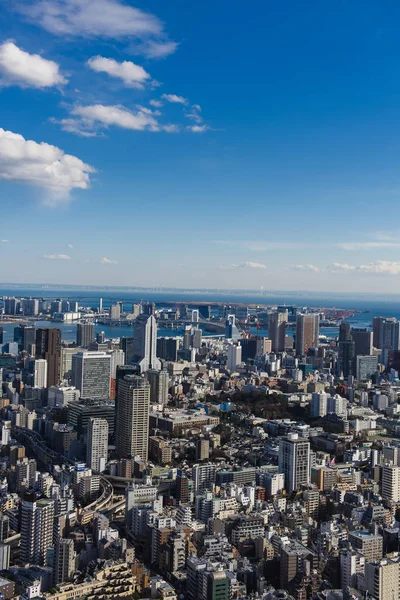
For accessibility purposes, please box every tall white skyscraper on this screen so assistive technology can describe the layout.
[279,433,310,493]
[146,370,169,405]
[34,359,48,389]
[227,343,242,371]
[72,351,111,400]
[109,349,125,378]
[86,417,108,473]
[133,315,161,373]
[116,375,150,460]
[382,464,400,502]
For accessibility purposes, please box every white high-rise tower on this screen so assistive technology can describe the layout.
[133,315,161,373]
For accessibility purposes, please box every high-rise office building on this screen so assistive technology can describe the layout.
[268,310,288,352]
[279,433,310,493]
[142,302,156,316]
[76,323,95,348]
[22,298,39,316]
[133,315,161,372]
[54,538,75,585]
[0,327,3,345]
[351,328,373,356]
[110,303,121,320]
[157,337,179,362]
[34,359,48,389]
[109,349,125,378]
[115,375,150,460]
[35,328,61,387]
[146,370,169,405]
[121,337,134,363]
[21,495,55,565]
[14,324,35,353]
[356,355,379,381]
[86,417,108,472]
[295,314,320,355]
[227,343,242,371]
[225,315,240,341]
[337,323,355,379]
[4,297,19,315]
[382,465,400,502]
[72,352,111,400]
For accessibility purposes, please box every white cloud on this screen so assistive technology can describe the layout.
[214,240,308,251]
[17,0,178,58]
[0,41,66,88]
[101,256,118,264]
[133,40,179,59]
[337,241,400,250]
[219,261,266,271]
[358,261,400,275]
[70,104,160,133]
[43,254,71,260]
[150,99,163,108]
[87,56,151,88]
[1,240,8,243]
[51,117,102,138]
[0,128,95,200]
[328,262,356,272]
[187,124,209,133]
[67,244,73,249]
[294,264,320,273]
[161,93,188,105]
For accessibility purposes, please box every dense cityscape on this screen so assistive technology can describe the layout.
[0,294,397,600]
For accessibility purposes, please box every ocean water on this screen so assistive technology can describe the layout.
[0,286,399,343]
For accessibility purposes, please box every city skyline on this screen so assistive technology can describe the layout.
[1,2,400,291]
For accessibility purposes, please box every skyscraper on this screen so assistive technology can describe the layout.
[145,370,169,405]
[86,417,108,472]
[227,343,242,371]
[0,327,3,345]
[295,314,320,356]
[72,351,111,400]
[54,538,75,585]
[337,323,355,379]
[351,328,373,356]
[14,324,35,353]
[157,337,179,362]
[34,359,48,389]
[279,433,310,493]
[373,316,386,349]
[115,375,150,460]
[35,328,61,387]
[268,310,288,352]
[21,495,55,565]
[133,314,161,372]
[76,323,95,348]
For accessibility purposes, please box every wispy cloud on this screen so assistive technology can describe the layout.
[67,244,73,249]
[219,261,266,271]
[294,264,319,273]
[1,240,8,243]
[0,128,95,201]
[16,0,178,59]
[161,93,188,105]
[337,241,400,250]
[214,240,309,251]
[150,99,163,108]
[0,41,67,89]
[100,256,118,264]
[328,262,356,272]
[43,254,71,260]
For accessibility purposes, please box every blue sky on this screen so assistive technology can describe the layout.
[2,0,400,292]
